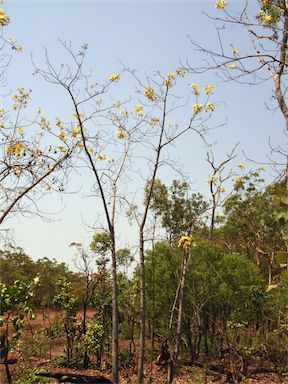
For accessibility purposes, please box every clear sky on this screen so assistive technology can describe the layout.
[1,0,286,269]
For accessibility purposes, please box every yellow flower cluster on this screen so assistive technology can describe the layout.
[205,102,215,112]
[109,74,120,82]
[191,83,200,96]
[71,124,81,137]
[12,87,31,110]
[206,175,218,185]
[233,176,242,185]
[144,87,157,101]
[116,129,127,139]
[176,68,186,77]
[0,8,9,28]
[58,145,67,153]
[39,115,51,130]
[193,103,203,114]
[97,153,106,160]
[58,130,67,143]
[178,235,193,251]
[215,0,227,9]
[14,167,22,177]
[134,104,144,117]
[238,162,245,169]
[0,107,4,118]
[72,111,84,120]
[6,141,24,157]
[163,72,175,87]
[204,83,214,94]
[258,9,272,24]
[149,117,160,128]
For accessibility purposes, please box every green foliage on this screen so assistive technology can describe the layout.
[14,365,50,384]
[71,319,105,368]
[119,349,133,367]
[0,278,39,343]
[18,332,50,359]
[91,231,112,254]
[146,179,208,245]
[220,176,284,272]
[53,277,78,366]
[0,246,71,308]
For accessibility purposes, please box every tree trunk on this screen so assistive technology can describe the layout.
[167,248,189,384]
[137,230,146,384]
[111,239,119,384]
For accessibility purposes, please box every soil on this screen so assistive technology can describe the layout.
[1,310,287,384]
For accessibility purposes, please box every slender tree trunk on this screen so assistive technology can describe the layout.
[3,330,12,384]
[209,193,216,241]
[111,237,119,384]
[285,156,288,271]
[137,230,146,384]
[167,248,189,384]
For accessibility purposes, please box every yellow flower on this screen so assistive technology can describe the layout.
[109,74,120,82]
[232,47,238,55]
[33,276,40,285]
[6,141,24,157]
[205,102,215,112]
[191,83,200,95]
[237,162,245,169]
[228,63,236,69]
[134,104,144,116]
[215,0,227,9]
[55,119,62,127]
[193,103,203,114]
[116,131,127,139]
[97,153,106,160]
[264,14,272,23]
[15,168,22,177]
[17,127,23,136]
[144,87,157,101]
[58,145,67,153]
[0,8,10,28]
[234,176,242,185]
[71,124,81,137]
[176,68,186,77]
[220,186,226,193]
[149,117,160,128]
[204,83,214,94]
[72,111,84,119]
[164,78,172,87]
[58,131,67,142]
[178,236,192,250]
[258,9,265,22]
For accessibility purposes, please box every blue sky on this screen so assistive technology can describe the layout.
[2,0,286,269]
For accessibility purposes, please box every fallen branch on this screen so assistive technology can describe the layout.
[36,371,112,383]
